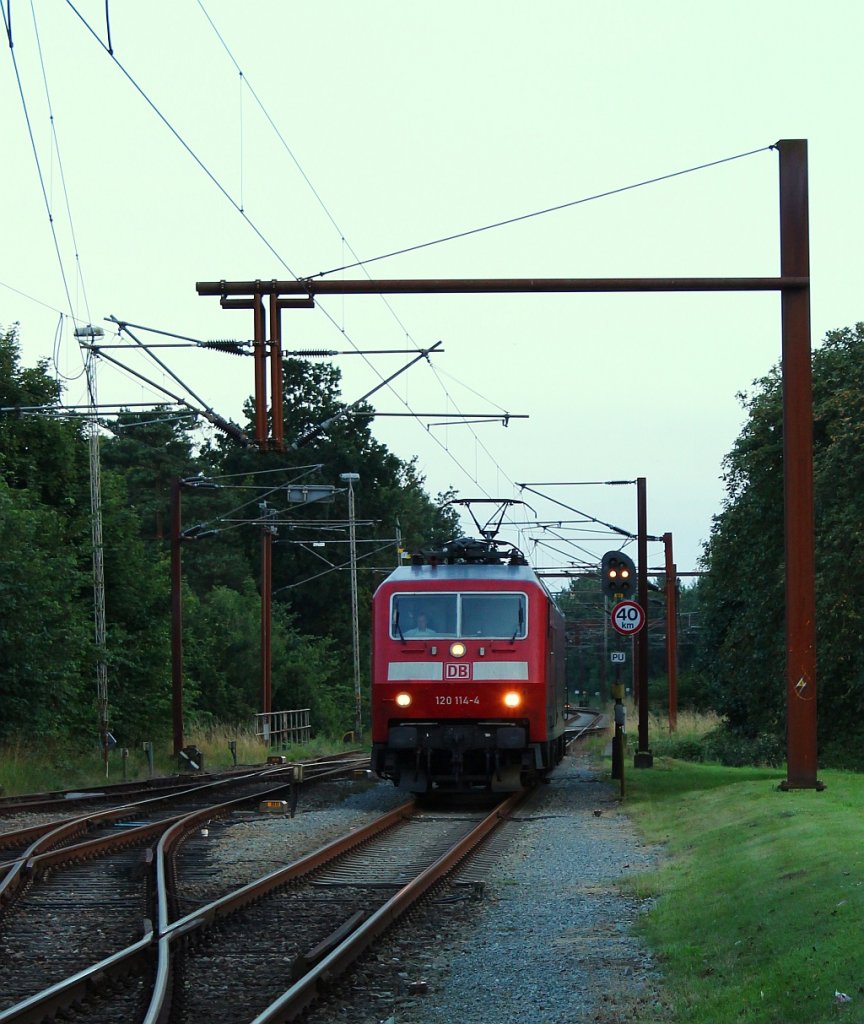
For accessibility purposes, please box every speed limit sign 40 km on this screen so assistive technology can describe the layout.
[611,600,645,636]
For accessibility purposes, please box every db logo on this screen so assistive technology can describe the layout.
[445,663,471,680]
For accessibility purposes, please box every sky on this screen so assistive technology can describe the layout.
[1,1,862,583]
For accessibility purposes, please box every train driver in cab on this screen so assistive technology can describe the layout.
[404,611,438,637]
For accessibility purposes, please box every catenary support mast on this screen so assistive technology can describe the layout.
[198,140,818,787]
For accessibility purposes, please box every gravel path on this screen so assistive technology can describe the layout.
[301,754,666,1024]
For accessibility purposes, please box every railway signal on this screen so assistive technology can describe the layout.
[601,550,636,600]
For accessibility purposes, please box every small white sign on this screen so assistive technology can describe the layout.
[610,651,626,663]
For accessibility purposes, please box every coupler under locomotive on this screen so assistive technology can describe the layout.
[371,719,548,793]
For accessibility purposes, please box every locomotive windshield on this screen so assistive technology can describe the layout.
[391,592,527,640]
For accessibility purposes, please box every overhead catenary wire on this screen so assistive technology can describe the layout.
[104,318,248,443]
[517,483,636,541]
[273,541,394,593]
[529,525,619,567]
[77,343,251,444]
[291,342,445,448]
[193,464,325,483]
[7,6,760,572]
[4,2,559,533]
[63,0,300,281]
[192,1,521,506]
[178,465,339,536]
[0,276,67,314]
[307,145,775,280]
[196,0,345,246]
[1,0,80,352]
[29,1,95,348]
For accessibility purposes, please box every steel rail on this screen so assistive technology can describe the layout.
[249,789,528,1024]
[0,929,155,1024]
[0,748,367,817]
[156,762,391,937]
[0,758,367,889]
[565,710,608,744]
[0,807,134,910]
[0,759,364,908]
[143,799,415,1023]
[0,757,371,1023]
[0,764,282,834]
[0,784,524,1022]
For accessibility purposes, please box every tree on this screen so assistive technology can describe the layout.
[191,359,461,718]
[100,408,202,540]
[0,326,88,508]
[698,323,864,765]
[183,579,342,733]
[0,479,92,739]
[97,467,173,742]
[556,575,608,702]
[0,327,95,740]
[0,328,464,745]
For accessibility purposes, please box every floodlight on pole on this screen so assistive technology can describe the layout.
[339,473,362,738]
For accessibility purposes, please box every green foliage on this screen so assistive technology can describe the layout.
[186,356,462,726]
[100,409,202,541]
[0,326,458,747]
[556,575,608,700]
[673,669,716,713]
[0,326,88,507]
[183,580,342,733]
[98,469,173,741]
[557,572,695,704]
[0,728,351,797]
[647,710,720,763]
[698,322,864,765]
[184,583,261,722]
[702,728,785,768]
[0,478,92,739]
[653,723,784,768]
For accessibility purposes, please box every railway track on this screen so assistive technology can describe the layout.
[0,765,260,817]
[0,773,528,1024]
[564,706,608,744]
[0,756,369,1021]
[0,754,364,862]
[0,751,365,824]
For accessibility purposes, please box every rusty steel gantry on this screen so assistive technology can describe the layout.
[198,138,818,789]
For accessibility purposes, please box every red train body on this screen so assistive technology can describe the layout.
[370,540,567,793]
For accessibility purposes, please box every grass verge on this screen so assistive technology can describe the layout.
[618,757,863,1024]
[0,726,351,796]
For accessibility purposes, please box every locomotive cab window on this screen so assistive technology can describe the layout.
[392,594,458,638]
[391,592,527,640]
[461,594,526,639]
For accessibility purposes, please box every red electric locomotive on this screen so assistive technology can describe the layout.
[370,537,567,793]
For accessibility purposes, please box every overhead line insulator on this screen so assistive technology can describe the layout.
[285,349,339,357]
[201,339,249,355]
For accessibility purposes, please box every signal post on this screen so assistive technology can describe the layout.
[601,550,646,789]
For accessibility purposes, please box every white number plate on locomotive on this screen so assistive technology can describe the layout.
[434,695,480,705]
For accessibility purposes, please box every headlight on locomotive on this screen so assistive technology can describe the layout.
[503,691,522,709]
[449,642,466,658]
[395,691,412,707]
